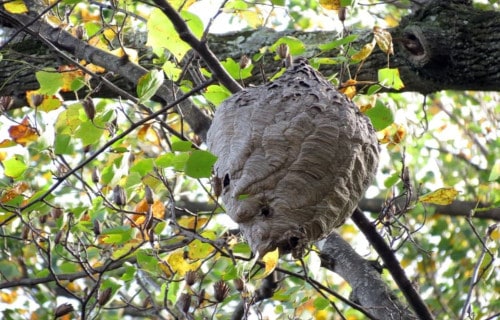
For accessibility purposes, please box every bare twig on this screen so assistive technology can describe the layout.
[459,223,498,320]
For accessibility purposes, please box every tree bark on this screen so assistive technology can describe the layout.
[1,1,499,110]
[318,231,418,320]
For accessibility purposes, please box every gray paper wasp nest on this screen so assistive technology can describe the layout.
[207,58,379,257]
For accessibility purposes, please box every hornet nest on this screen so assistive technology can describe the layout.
[207,58,379,258]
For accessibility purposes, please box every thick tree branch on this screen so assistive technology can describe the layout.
[179,196,500,222]
[0,9,212,139]
[318,231,418,320]
[351,208,434,320]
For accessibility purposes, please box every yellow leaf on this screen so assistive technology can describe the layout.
[58,65,84,92]
[490,228,499,241]
[358,103,372,113]
[351,41,375,61]
[254,248,279,280]
[4,0,28,14]
[110,47,139,64]
[177,216,209,230]
[319,0,341,10]
[373,26,393,55]
[164,249,201,276]
[339,79,357,99]
[188,238,214,260]
[419,187,459,205]
[0,290,18,303]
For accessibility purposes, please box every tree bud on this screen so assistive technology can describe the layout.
[113,185,127,207]
[213,280,230,303]
[82,97,95,121]
[98,287,113,306]
[55,303,74,318]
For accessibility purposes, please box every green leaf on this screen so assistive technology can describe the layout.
[101,226,133,245]
[147,9,203,60]
[204,85,231,106]
[137,69,165,102]
[171,138,193,152]
[167,278,182,305]
[185,150,217,178]
[55,103,81,134]
[488,160,500,182]
[271,0,285,5]
[364,100,394,131]
[366,84,382,95]
[384,172,400,188]
[221,57,254,80]
[75,121,104,145]
[378,68,404,90]
[162,61,182,81]
[36,69,63,95]
[318,34,358,52]
[313,297,330,310]
[54,134,73,155]
[130,158,155,177]
[137,249,157,272]
[271,36,306,56]
[2,155,28,178]
[121,264,136,282]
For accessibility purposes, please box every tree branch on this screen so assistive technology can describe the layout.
[152,0,243,94]
[351,208,434,320]
[318,231,418,320]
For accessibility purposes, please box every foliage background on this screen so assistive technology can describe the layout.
[0,0,498,319]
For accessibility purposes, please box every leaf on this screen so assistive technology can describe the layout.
[130,158,155,177]
[271,36,306,56]
[171,138,193,152]
[3,0,28,13]
[58,65,85,92]
[99,226,134,245]
[319,0,341,10]
[147,9,203,60]
[378,68,405,90]
[419,187,459,205]
[318,34,358,52]
[75,121,104,145]
[339,79,357,99]
[364,100,394,131]
[177,216,209,230]
[2,155,28,178]
[8,117,38,146]
[1,182,29,203]
[188,238,215,260]
[165,249,201,276]
[185,150,217,178]
[204,85,231,106]
[162,61,182,81]
[373,26,394,55]
[26,91,62,112]
[36,69,64,95]
[137,69,164,102]
[351,41,375,61]
[221,57,254,80]
[488,160,500,182]
[253,248,279,280]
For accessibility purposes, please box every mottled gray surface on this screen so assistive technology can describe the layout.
[207,59,379,257]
